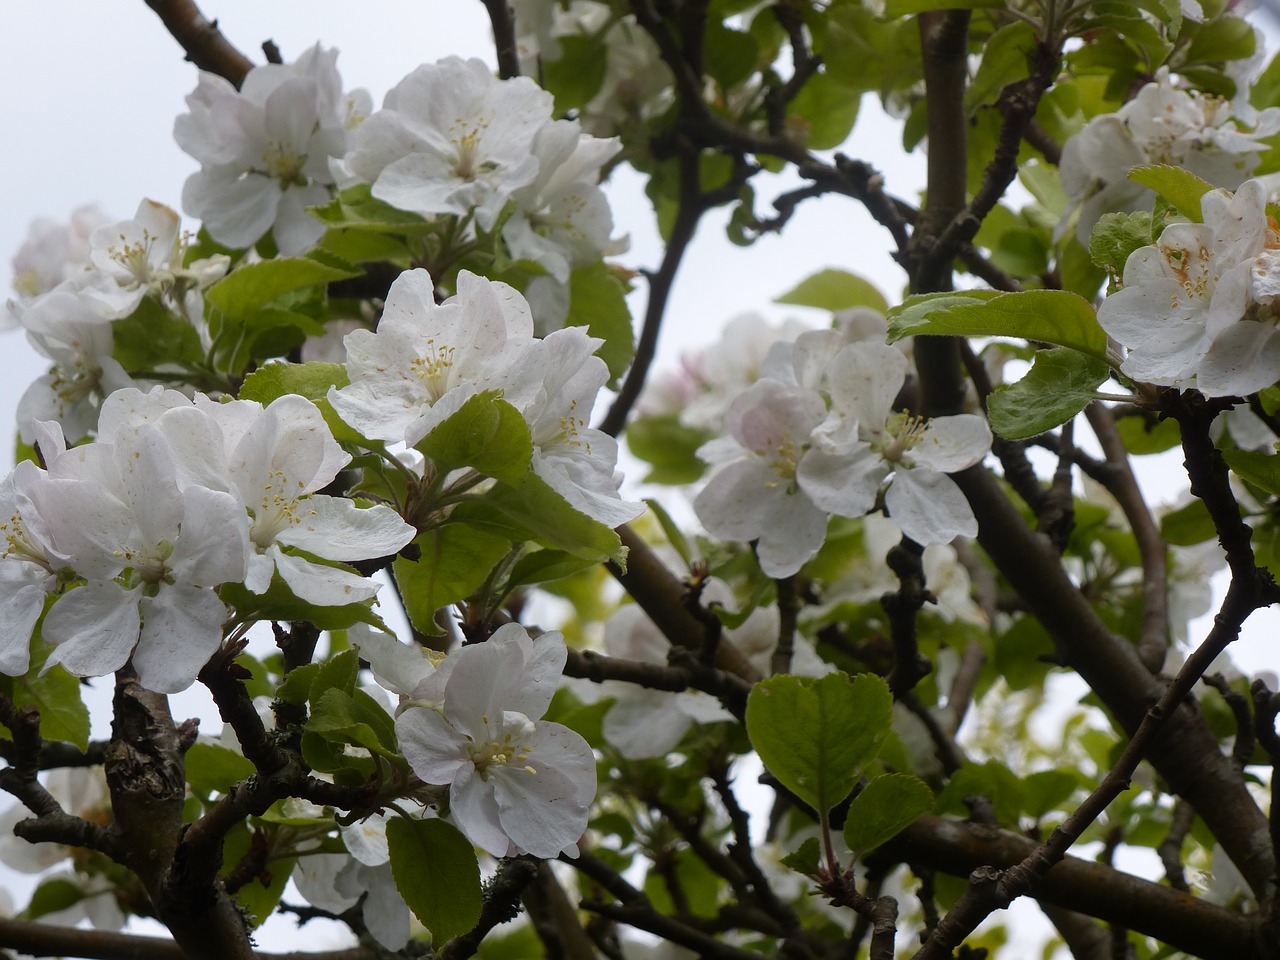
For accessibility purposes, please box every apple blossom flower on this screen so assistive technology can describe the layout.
[1059,68,1280,245]
[23,407,250,693]
[15,290,135,443]
[98,388,414,606]
[329,268,536,445]
[176,44,370,254]
[293,813,411,952]
[1099,179,1280,397]
[394,624,596,859]
[505,326,644,527]
[80,200,228,323]
[819,342,991,546]
[5,204,111,327]
[693,378,849,577]
[344,57,553,230]
[0,460,65,676]
[502,120,621,285]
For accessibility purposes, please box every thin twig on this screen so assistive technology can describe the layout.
[480,0,521,79]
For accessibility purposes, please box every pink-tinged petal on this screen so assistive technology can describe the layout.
[43,582,141,679]
[727,380,826,455]
[754,493,831,578]
[908,415,992,473]
[824,342,907,430]
[450,765,515,858]
[275,496,413,560]
[885,469,977,546]
[797,445,884,518]
[395,707,469,784]
[132,585,229,693]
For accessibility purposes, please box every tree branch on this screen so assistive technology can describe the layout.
[480,0,521,79]
[142,0,255,87]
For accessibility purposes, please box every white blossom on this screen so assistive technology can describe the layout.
[394,624,596,859]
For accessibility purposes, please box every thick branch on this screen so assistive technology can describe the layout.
[0,915,376,960]
[480,0,521,79]
[142,0,255,87]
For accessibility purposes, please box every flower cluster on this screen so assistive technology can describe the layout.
[1059,68,1280,245]
[0,388,414,693]
[342,56,620,328]
[175,44,371,255]
[5,200,228,442]
[329,267,642,527]
[1098,178,1280,398]
[694,338,991,577]
[362,623,596,859]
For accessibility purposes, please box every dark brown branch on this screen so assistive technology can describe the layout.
[771,574,798,676]
[1086,402,1169,672]
[1156,800,1195,894]
[564,648,753,721]
[0,915,377,960]
[1039,903,1111,960]
[440,856,540,959]
[880,815,1276,960]
[480,0,521,79]
[601,149,704,436]
[881,537,934,697]
[142,0,255,87]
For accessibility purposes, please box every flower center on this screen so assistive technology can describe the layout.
[878,411,931,464]
[411,338,457,400]
[261,140,308,185]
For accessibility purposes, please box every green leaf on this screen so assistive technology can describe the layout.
[482,472,626,566]
[277,662,321,705]
[965,21,1039,113]
[111,297,204,369]
[567,262,635,384]
[1115,414,1181,454]
[206,256,361,319]
[1128,164,1214,222]
[775,268,889,314]
[1021,770,1079,819]
[238,361,349,405]
[320,227,411,264]
[307,687,398,756]
[219,577,387,632]
[309,648,359,706]
[887,289,1110,361]
[625,415,708,484]
[1160,497,1218,546]
[10,647,89,751]
[23,878,86,920]
[309,184,435,234]
[1222,448,1280,497]
[542,35,608,112]
[386,816,482,945]
[393,525,513,634]
[704,22,759,89]
[987,349,1111,440]
[745,672,893,816]
[417,392,533,485]
[883,0,1003,12]
[185,742,257,798]
[504,548,601,590]
[779,836,822,875]
[843,773,934,856]
[1090,211,1155,276]
[788,71,860,150]
[645,498,697,569]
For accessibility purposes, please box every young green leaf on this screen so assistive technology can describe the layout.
[888,290,1110,361]
[987,349,1112,440]
[386,817,483,945]
[393,525,513,634]
[416,391,533,485]
[842,773,934,856]
[745,672,893,816]
[774,267,889,314]
[205,255,361,319]
[1128,164,1214,222]
[239,361,349,405]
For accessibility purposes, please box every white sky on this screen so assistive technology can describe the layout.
[1,1,1278,954]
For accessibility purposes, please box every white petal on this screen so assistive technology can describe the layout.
[43,582,141,679]
[885,469,977,546]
